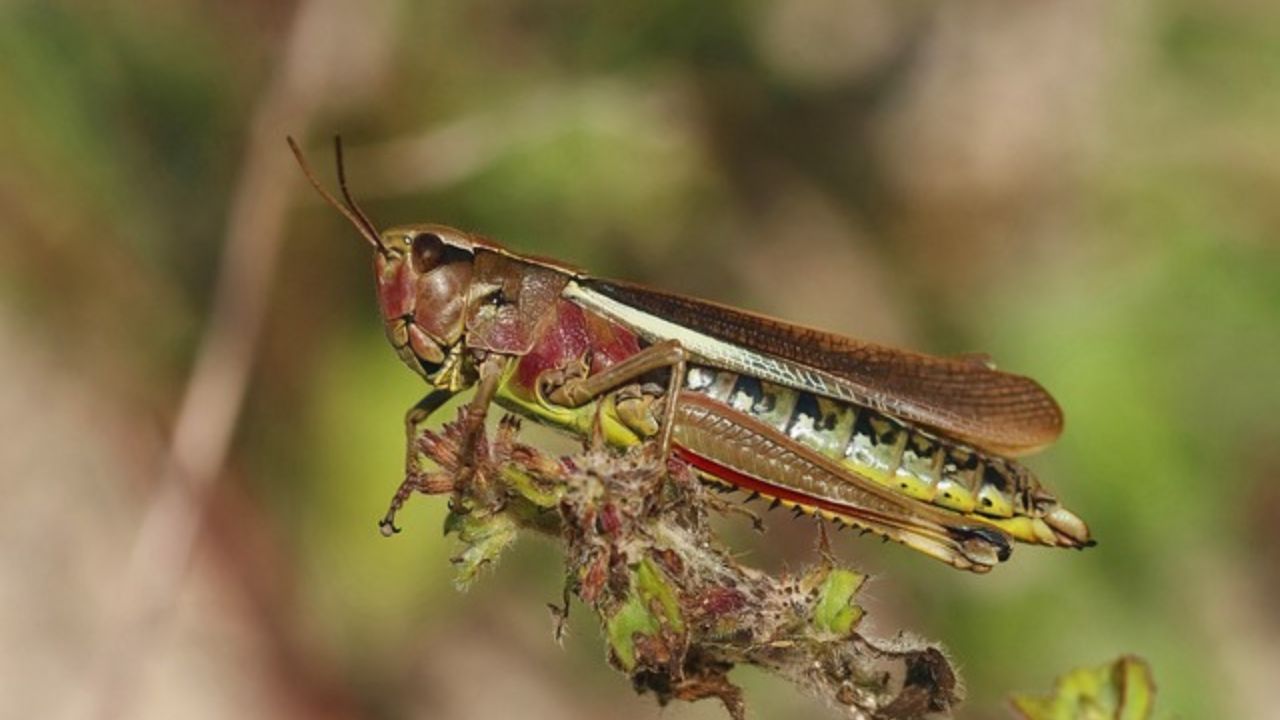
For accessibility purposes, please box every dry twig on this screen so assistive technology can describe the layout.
[384,412,962,720]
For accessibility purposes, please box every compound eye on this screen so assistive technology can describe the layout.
[410,232,444,273]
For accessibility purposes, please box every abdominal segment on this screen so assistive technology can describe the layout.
[681,365,1069,546]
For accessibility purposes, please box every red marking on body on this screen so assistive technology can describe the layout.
[513,300,592,392]
[584,309,642,372]
[511,299,645,396]
[481,314,531,355]
[672,445,891,526]
[375,256,414,319]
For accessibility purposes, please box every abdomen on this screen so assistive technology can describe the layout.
[680,365,1056,544]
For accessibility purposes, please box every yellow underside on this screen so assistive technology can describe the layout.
[492,370,646,448]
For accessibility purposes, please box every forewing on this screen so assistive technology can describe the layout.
[569,279,1063,455]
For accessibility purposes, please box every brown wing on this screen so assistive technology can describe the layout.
[580,278,1063,456]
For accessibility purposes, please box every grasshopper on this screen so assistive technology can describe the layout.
[289,137,1091,573]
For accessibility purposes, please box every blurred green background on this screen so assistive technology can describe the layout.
[3,1,1278,719]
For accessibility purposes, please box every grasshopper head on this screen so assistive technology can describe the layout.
[376,224,574,374]
[288,136,572,390]
[287,137,479,389]
[374,225,477,388]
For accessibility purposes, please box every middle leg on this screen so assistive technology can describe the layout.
[545,340,687,459]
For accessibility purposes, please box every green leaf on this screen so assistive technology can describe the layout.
[447,508,518,590]
[809,568,866,638]
[605,557,685,671]
[1010,655,1157,720]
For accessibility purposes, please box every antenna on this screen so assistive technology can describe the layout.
[332,136,383,246]
[286,135,386,252]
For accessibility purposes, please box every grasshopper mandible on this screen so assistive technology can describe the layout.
[289,137,1091,573]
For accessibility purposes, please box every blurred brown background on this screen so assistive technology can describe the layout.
[3,1,1279,718]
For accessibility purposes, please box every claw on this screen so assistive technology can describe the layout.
[378,516,402,537]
